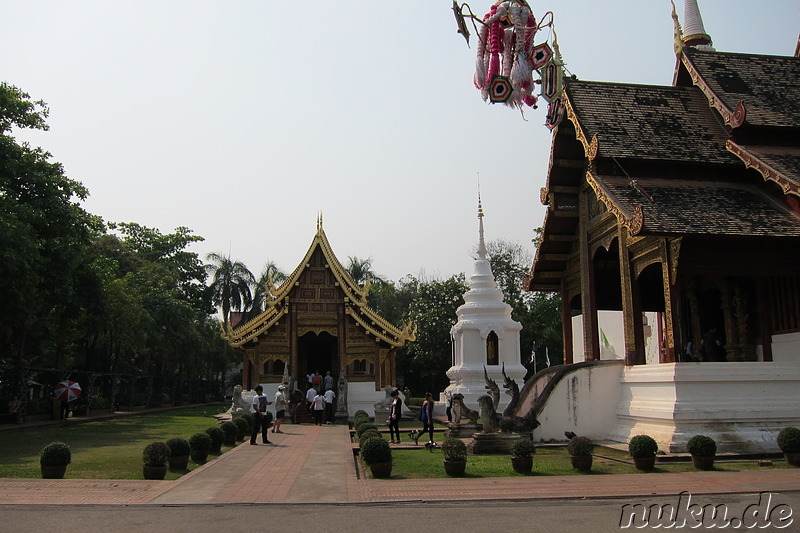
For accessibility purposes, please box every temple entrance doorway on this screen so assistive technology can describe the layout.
[298,331,338,385]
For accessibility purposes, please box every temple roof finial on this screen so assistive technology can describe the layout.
[682,0,715,51]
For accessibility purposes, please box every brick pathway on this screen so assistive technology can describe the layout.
[0,420,797,506]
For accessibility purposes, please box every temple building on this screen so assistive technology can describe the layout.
[224,217,415,416]
[520,0,800,452]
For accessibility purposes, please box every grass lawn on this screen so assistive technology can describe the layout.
[384,445,791,479]
[0,404,232,480]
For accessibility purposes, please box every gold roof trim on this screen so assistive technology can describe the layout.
[227,306,288,348]
[726,141,800,198]
[585,169,645,236]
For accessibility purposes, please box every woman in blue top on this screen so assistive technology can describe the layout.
[411,392,435,446]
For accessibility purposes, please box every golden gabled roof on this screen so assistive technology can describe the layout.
[225,216,414,348]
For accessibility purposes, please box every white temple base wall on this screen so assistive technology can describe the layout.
[610,363,800,453]
[533,362,624,442]
[444,362,529,415]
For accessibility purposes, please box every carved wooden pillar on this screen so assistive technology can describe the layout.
[289,298,298,378]
[242,349,251,390]
[619,228,644,365]
[719,279,738,361]
[659,239,680,363]
[579,195,600,361]
[561,280,574,365]
[756,278,773,362]
[338,301,347,381]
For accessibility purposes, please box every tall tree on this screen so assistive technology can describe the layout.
[205,253,255,328]
[0,82,99,364]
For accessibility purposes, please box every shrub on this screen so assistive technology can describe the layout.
[165,437,190,457]
[441,438,467,461]
[356,423,379,438]
[354,410,369,419]
[205,427,225,449]
[628,435,658,458]
[687,435,717,457]
[233,417,249,440]
[189,432,212,452]
[240,412,254,427]
[221,421,238,443]
[40,442,72,467]
[777,427,800,453]
[353,417,372,430]
[360,436,391,465]
[359,429,382,446]
[143,442,171,467]
[567,436,593,457]
[510,438,536,458]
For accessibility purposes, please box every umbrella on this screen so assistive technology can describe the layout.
[54,380,82,402]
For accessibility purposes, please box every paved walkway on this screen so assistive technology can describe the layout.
[0,419,798,506]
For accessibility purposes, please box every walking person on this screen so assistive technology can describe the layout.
[305,383,316,413]
[410,392,435,446]
[250,385,273,445]
[323,371,334,391]
[312,390,326,425]
[388,389,402,443]
[323,387,336,424]
[272,385,289,434]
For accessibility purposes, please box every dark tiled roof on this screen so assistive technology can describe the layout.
[598,175,800,236]
[734,144,800,184]
[565,80,738,165]
[685,48,800,128]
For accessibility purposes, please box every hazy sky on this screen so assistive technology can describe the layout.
[3,1,797,283]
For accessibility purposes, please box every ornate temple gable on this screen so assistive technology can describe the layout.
[679,48,800,129]
[726,141,800,199]
[228,306,288,348]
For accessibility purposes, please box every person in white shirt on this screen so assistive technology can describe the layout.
[323,387,336,424]
[250,385,272,445]
[272,385,289,434]
[305,384,316,414]
[312,391,326,426]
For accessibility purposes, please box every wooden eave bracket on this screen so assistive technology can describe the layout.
[585,170,644,236]
[726,141,800,197]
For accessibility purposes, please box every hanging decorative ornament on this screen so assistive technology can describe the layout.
[489,75,514,102]
[454,2,567,119]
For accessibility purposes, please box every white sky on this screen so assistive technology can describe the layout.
[3,1,797,283]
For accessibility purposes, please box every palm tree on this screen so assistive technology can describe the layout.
[247,260,287,319]
[345,256,384,286]
[205,252,255,328]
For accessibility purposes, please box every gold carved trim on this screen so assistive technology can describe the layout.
[681,53,740,128]
[564,95,594,159]
[585,170,645,236]
[298,326,338,337]
[726,141,800,198]
[587,134,599,160]
[668,237,682,286]
[540,187,550,206]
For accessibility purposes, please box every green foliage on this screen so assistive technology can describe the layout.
[39,441,71,467]
[777,427,800,453]
[441,438,467,461]
[188,432,211,452]
[356,423,379,438]
[165,437,190,457]
[220,421,238,442]
[510,438,536,458]
[359,429,382,446]
[360,436,391,465]
[687,435,717,457]
[205,426,225,449]
[628,435,658,458]
[206,252,255,327]
[354,410,369,419]
[353,415,370,428]
[233,417,250,439]
[397,274,468,392]
[240,412,254,427]
[142,442,171,467]
[567,436,594,457]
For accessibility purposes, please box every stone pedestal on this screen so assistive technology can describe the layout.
[374,410,390,426]
[446,422,481,439]
[468,432,531,455]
